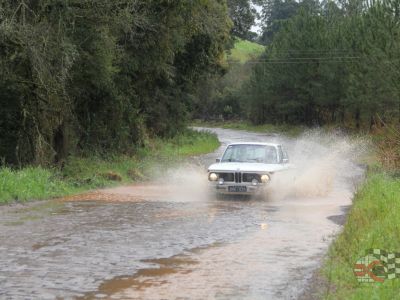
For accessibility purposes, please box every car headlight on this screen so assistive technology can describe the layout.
[209,173,218,181]
[261,174,270,183]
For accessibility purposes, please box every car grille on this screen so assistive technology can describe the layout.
[235,172,242,183]
[215,172,262,183]
[217,172,234,182]
[242,173,261,183]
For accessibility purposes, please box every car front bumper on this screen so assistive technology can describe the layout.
[211,183,267,195]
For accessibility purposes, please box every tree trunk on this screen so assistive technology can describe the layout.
[53,123,67,166]
[340,106,345,125]
[369,115,374,132]
[355,109,361,130]
[331,108,336,123]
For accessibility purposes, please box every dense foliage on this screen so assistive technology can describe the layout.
[3,0,400,167]
[238,0,400,127]
[227,0,258,40]
[258,0,300,44]
[0,0,231,166]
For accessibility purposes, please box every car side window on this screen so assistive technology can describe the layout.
[265,146,278,163]
[276,146,283,163]
[282,150,288,160]
[280,146,289,163]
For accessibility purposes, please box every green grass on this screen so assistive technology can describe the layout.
[192,120,304,137]
[320,173,400,299]
[0,129,220,204]
[161,129,221,156]
[227,39,264,63]
[0,167,72,202]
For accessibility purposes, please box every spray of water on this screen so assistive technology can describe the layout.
[150,129,368,202]
[267,129,368,200]
[156,163,211,202]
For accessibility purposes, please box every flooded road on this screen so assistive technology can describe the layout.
[0,128,364,299]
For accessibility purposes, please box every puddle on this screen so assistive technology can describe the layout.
[80,255,198,299]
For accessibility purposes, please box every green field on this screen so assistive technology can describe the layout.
[227,39,265,63]
[0,129,220,203]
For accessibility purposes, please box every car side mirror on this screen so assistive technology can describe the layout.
[282,158,289,164]
[216,158,221,163]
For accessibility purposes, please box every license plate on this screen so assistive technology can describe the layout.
[228,186,247,193]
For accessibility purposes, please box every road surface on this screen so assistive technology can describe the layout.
[0,128,364,299]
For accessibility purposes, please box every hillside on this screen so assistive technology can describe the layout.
[227,39,265,63]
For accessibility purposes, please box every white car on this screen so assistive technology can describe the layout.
[208,142,290,196]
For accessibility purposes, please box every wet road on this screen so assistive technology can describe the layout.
[0,128,364,299]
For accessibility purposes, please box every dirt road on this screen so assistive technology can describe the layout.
[0,128,363,299]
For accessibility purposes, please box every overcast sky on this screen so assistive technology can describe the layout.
[250,4,263,34]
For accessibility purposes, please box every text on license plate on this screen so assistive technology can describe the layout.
[228,186,247,192]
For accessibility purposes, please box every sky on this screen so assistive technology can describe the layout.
[251,3,263,34]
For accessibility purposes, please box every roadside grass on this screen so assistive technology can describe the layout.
[312,123,400,299]
[161,129,220,157]
[0,167,72,203]
[320,172,400,299]
[0,129,220,204]
[226,39,264,64]
[192,120,304,137]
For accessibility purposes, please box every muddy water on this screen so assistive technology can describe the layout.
[0,128,363,300]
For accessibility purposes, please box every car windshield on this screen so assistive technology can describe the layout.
[221,144,278,164]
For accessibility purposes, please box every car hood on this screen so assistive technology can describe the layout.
[208,162,289,173]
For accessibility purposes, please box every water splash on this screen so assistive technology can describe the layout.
[268,129,368,199]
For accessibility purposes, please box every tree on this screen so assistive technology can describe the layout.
[235,0,400,128]
[259,0,300,44]
[227,0,257,39]
[0,0,232,166]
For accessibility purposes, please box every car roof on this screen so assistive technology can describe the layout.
[227,142,280,147]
